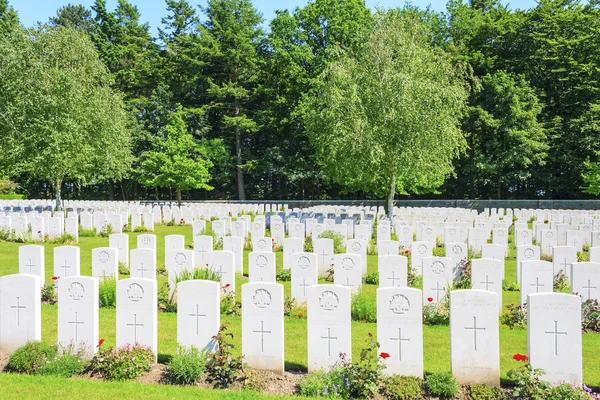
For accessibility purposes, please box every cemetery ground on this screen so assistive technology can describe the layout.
[1,224,600,397]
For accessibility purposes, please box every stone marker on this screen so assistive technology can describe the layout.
[224,236,244,273]
[92,247,119,280]
[378,240,399,257]
[252,236,273,253]
[471,259,503,313]
[307,285,351,372]
[450,290,500,387]
[422,257,453,304]
[208,251,236,292]
[527,293,582,386]
[552,246,577,279]
[109,233,129,270]
[333,254,362,292]
[193,235,213,268]
[283,238,303,270]
[516,245,540,284]
[58,276,99,359]
[130,248,156,280]
[410,241,433,275]
[291,252,318,303]
[520,260,554,305]
[570,262,600,302]
[468,228,485,254]
[249,251,276,283]
[116,278,157,356]
[137,234,157,251]
[177,280,220,351]
[242,282,284,374]
[18,245,44,287]
[0,274,41,353]
[346,239,368,275]
[166,249,194,287]
[378,255,408,288]
[54,246,80,278]
[376,287,423,377]
[313,238,334,275]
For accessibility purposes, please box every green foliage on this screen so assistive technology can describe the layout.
[205,324,245,388]
[467,384,502,400]
[0,178,18,195]
[381,375,424,400]
[304,236,313,252]
[453,259,471,289]
[336,334,385,399]
[7,342,86,377]
[118,261,129,275]
[351,291,377,323]
[98,278,117,308]
[581,298,600,333]
[167,345,208,385]
[423,295,450,326]
[79,226,96,237]
[425,372,460,398]
[283,297,307,319]
[364,271,378,285]
[298,368,347,397]
[174,268,221,285]
[91,343,155,381]
[317,230,346,254]
[41,283,57,304]
[139,105,213,205]
[99,224,113,238]
[502,280,520,291]
[275,268,291,282]
[220,284,240,316]
[553,270,571,293]
[501,304,527,330]
[507,363,551,399]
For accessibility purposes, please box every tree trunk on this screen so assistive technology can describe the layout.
[235,129,246,200]
[54,179,62,211]
[176,186,182,207]
[386,174,396,221]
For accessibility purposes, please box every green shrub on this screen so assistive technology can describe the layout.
[298,368,347,397]
[468,384,502,400]
[79,227,96,237]
[91,343,154,381]
[7,342,86,377]
[423,295,450,326]
[553,270,571,293]
[581,298,600,333]
[99,278,117,308]
[507,362,551,399]
[351,291,377,323]
[364,271,378,285]
[382,375,424,400]
[407,267,422,289]
[158,283,178,313]
[502,280,520,291]
[425,372,460,398]
[168,345,208,385]
[205,324,245,388]
[317,230,346,253]
[41,283,57,304]
[500,304,527,329]
[48,234,77,245]
[118,261,130,275]
[133,225,148,233]
[174,267,221,285]
[304,236,313,252]
[99,224,113,237]
[276,268,291,281]
[453,259,471,289]
[549,383,599,399]
[284,297,307,319]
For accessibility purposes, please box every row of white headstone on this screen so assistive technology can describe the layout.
[0,274,582,387]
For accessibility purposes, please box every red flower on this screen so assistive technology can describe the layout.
[97,339,105,347]
[272,238,275,242]
[123,224,128,227]
[404,250,410,255]
[37,230,41,234]
[513,354,528,362]
[225,283,231,287]
[52,276,59,281]
[544,220,549,224]
[206,263,209,267]
[379,352,390,359]
[427,297,434,303]
[368,332,372,337]
[511,222,515,226]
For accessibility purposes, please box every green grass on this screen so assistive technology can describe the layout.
[0,373,304,400]
[2,224,600,392]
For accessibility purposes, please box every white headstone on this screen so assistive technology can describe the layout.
[283,238,303,270]
[520,260,553,306]
[167,249,194,287]
[346,239,367,275]
[307,285,351,372]
[422,257,453,304]
[313,238,334,275]
[552,246,577,279]
[378,255,408,288]
[333,254,362,292]
[252,236,273,253]
[224,236,244,273]
[471,258,503,313]
[130,248,156,280]
[92,247,119,280]
[54,246,80,278]
[18,245,44,287]
[291,253,318,303]
[242,282,284,374]
[193,235,213,268]
[0,274,41,353]
[109,233,129,270]
[570,262,600,302]
[410,241,433,274]
[208,251,235,292]
[137,234,157,251]
[177,280,219,351]
[516,245,540,284]
[116,278,157,355]
[249,252,276,283]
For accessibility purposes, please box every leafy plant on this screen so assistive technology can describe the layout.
[317,230,346,253]
[133,225,148,233]
[99,224,113,238]
[553,270,571,293]
[453,259,471,289]
[78,227,96,237]
[304,236,313,252]
[41,283,57,304]
[382,375,424,400]
[158,283,178,313]
[276,268,291,281]
[423,295,450,326]
[7,342,86,377]
[98,278,117,309]
[468,384,502,400]
[501,304,527,329]
[167,345,208,385]
[336,333,386,399]
[425,372,460,398]
[502,280,520,291]
[118,261,129,275]
[298,368,348,397]
[507,359,551,399]
[408,267,422,289]
[351,291,377,323]
[283,297,307,319]
[174,268,221,285]
[221,284,240,316]
[91,342,155,381]
[205,324,245,388]
[581,298,600,332]
[548,383,600,399]
[364,271,378,285]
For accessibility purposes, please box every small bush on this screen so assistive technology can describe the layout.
[99,224,113,238]
[298,368,347,397]
[221,284,241,316]
[304,236,313,252]
[276,268,291,281]
[382,375,424,400]
[317,231,346,254]
[168,345,208,385]
[79,227,96,237]
[501,304,527,329]
[91,343,154,381]
[581,298,600,332]
[158,283,178,313]
[118,261,129,275]
[502,280,520,291]
[284,297,307,319]
[41,283,57,304]
[351,291,377,323]
[425,372,460,398]
[205,324,245,388]
[49,234,77,245]
[453,259,471,289]
[468,384,502,400]
[364,271,378,285]
[507,362,551,399]
[133,225,148,233]
[99,278,117,308]
[549,383,600,399]
[174,268,221,285]
[553,270,570,293]
[407,267,422,289]
[423,295,450,326]
[7,342,86,377]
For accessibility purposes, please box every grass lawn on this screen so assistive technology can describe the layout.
[1,224,599,390]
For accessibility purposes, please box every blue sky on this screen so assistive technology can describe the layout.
[13,0,539,38]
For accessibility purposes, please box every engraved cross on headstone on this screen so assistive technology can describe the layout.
[431,282,445,302]
[560,258,572,274]
[583,279,597,300]
[137,262,149,278]
[530,277,545,293]
[127,313,144,343]
[387,271,401,287]
[252,320,271,353]
[68,311,84,342]
[189,304,206,336]
[319,249,328,266]
[464,316,486,351]
[390,327,410,361]
[545,320,567,356]
[480,275,494,291]
[320,327,337,357]
[10,297,26,326]
[61,260,71,278]
[25,259,35,274]
[300,279,309,296]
